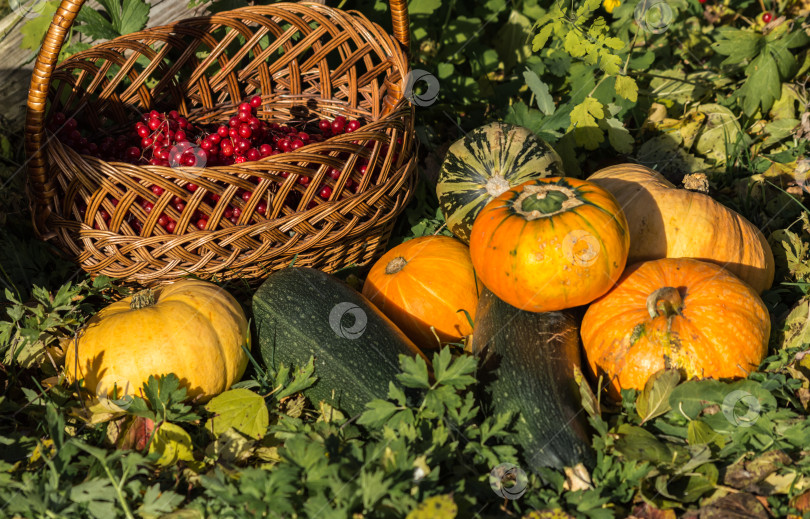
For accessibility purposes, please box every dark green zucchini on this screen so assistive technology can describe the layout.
[473,286,594,472]
[252,267,426,417]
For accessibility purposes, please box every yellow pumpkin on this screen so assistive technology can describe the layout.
[587,163,775,293]
[65,279,249,402]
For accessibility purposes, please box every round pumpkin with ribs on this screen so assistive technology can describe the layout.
[581,258,770,399]
[587,163,774,293]
[469,177,630,312]
[65,279,249,403]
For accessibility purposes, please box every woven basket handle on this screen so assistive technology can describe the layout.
[25,0,85,231]
[388,0,411,50]
[24,0,411,233]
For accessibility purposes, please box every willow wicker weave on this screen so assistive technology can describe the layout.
[24,0,416,285]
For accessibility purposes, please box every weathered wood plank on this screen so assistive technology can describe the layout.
[0,0,212,127]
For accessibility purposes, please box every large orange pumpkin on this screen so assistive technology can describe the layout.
[581,258,770,399]
[469,177,630,312]
[587,163,775,293]
[362,236,482,349]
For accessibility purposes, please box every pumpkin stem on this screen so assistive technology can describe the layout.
[130,288,156,309]
[385,256,408,275]
[512,184,581,220]
[520,189,569,214]
[485,175,511,198]
[646,287,683,319]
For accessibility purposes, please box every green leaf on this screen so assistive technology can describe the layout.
[669,379,728,419]
[687,420,723,447]
[781,296,810,350]
[437,62,454,80]
[387,381,408,406]
[19,0,59,52]
[774,229,810,282]
[679,463,719,502]
[87,0,149,38]
[636,369,681,423]
[769,43,797,80]
[740,51,782,116]
[74,8,119,41]
[630,50,656,70]
[128,374,198,423]
[117,0,149,35]
[769,84,802,120]
[148,422,195,467]
[569,97,605,149]
[358,399,400,429]
[504,101,546,134]
[564,31,587,58]
[598,50,622,75]
[409,0,441,15]
[602,117,634,154]
[712,27,763,66]
[70,478,115,505]
[523,69,555,115]
[649,68,705,104]
[614,75,638,102]
[397,354,431,389]
[532,22,553,51]
[574,365,600,418]
[205,388,269,440]
[432,348,476,388]
[613,423,672,464]
[570,97,604,126]
[604,36,625,50]
[137,484,184,518]
[763,119,800,147]
[694,103,747,165]
[274,357,317,401]
[495,10,533,72]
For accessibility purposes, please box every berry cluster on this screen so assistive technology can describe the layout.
[135,110,203,167]
[49,96,365,168]
[49,97,388,235]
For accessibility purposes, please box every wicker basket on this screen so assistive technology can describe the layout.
[24,0,417,285]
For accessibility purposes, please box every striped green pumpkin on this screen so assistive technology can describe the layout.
[436,122,564,243]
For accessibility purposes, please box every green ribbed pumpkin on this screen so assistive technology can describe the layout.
[436,122,564,243]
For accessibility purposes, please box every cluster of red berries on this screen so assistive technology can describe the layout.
[49,97,386,234]
[50,96,365,168]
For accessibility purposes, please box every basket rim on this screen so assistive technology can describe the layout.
[26,1,414,240]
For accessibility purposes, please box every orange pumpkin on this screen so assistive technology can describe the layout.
[581,258,770,399]
[362,235,483,349]
[469,177,630,312]
[587,163,774,293]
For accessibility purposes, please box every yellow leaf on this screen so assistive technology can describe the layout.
[406,494,457,519]
[523,510,575,519]
[317,401,346,423]
[614,75,638,103]
[563,463,593,492]
[149,422,195,467]
[29,439,55,465]
[569,97,606,149]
